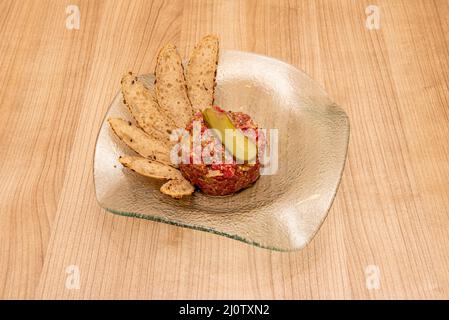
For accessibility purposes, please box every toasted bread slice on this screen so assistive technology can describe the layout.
[160,178,195,199]
[108,118,171,165]
[121,73,175,143]
[155,44,193,129]
[119,156,182,180]
[186,35,219,111]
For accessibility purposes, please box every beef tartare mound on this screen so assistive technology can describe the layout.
[179,106,262,196]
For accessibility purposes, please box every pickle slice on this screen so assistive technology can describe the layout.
[202,108,257,162]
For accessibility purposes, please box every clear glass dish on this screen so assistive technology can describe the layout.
[93,50,349,251]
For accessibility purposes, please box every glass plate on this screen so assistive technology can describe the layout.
[93,50,349,251]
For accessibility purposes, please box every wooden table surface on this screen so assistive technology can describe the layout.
[0,0,448,300]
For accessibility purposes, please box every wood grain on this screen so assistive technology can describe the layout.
[0,0,447,299]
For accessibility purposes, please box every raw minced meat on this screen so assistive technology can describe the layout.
[179,106,262,196]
